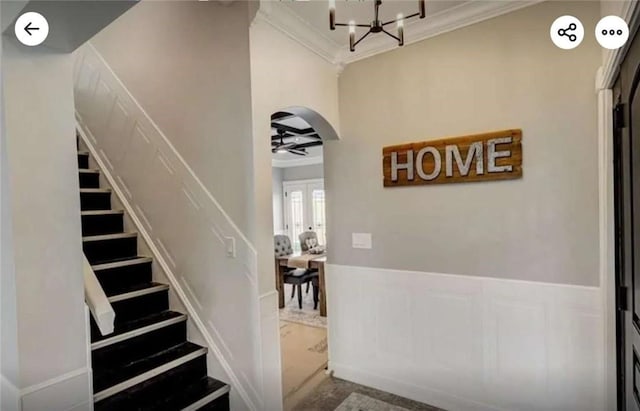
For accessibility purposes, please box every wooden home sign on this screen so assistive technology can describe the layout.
[382,129,522,187]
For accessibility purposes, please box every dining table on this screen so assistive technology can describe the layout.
[275,253,327,317]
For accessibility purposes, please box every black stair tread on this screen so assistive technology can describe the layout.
[151,377,227,410]
[106,281,168,299]
[83,232,137,241]
[92,256,151,268]
[95,376,227,411]
[81,209,124,215]
[80,188,111,192]
[93,342,206,394]
[89,255,146,268]
[92,310,184,344]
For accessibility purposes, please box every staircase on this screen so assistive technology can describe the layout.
[77,143,230,410]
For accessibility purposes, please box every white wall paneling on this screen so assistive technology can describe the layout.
[73,43,261,411]
[327,264,604,411]
[20,367,91,411]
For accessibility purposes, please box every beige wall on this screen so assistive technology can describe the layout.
[272,167,284,233]
[250,13,340,410]
[282,163,324,181]
[1,32,21,411]
[250,11,339,295]
[3,39,88,396]
[91,0,255,237]
[328,0,601,286]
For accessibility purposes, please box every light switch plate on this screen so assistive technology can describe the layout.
[224,236,236,258]
[352,233,372,249]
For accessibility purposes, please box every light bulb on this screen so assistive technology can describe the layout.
[349,20,356,51]
[397,14,404,46]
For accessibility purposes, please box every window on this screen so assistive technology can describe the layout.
[283,179,326,252]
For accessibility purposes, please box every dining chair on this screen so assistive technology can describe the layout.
[299,231,319,252]
[274,235,317,309]
[298,231,322,295]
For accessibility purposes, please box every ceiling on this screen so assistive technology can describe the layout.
[271,113,323,168]
[257,0,541,64]
[282,0,466,47]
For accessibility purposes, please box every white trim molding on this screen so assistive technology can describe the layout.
[20,368,91,411]
[597,1,640,90]
[597,88,618,411]
[327,264,605,411]
[255,0,542,66]
[1,374,20,411]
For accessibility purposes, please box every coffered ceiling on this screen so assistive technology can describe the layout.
[256,0,542,65]
[271,113,323,167]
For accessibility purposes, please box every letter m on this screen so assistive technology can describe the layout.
[445,142,483,177]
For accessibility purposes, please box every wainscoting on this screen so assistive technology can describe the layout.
[73,43,263,410]
[327,264,604,411]
[20,368,91,411]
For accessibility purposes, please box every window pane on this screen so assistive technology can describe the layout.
[312,189,326,246]
[290,190,304,252]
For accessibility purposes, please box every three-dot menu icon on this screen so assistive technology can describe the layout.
[596,15,629,50]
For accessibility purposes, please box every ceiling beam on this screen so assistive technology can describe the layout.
[271,123,317,137]
[271,111,296,121]
[293,141,323,149]
[271,133,321,141]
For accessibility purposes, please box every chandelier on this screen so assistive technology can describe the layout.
[329,0,426,52]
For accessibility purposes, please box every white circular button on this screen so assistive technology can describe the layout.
[596,16,629,50]
[14,12,49,47]
[550,15,584,50]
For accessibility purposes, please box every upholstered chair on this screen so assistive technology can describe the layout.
[298,231,319,253]
[274,234,293,257]
[274,234,317,309]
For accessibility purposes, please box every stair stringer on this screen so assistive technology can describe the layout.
[77,123,260,411]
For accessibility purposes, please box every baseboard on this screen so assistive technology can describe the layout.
[1,374,21,411]
[76,122,258,411]
[20,368,90,411]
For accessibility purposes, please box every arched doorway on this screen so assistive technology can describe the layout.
[269,107,338,410]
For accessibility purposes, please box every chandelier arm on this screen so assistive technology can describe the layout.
[335,23,371,28]
[382,12,421,26]
[382,29,401,42]
[353,30,373,48]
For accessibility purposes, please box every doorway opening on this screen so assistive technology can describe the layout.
[270,108,334,410]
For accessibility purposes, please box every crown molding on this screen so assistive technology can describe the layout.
[272,155,324,168]
[337,0,543,64]
[597,0,640,91]
[254,1,342,64]
[255,0,543,67]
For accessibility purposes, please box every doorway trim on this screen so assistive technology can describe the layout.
[597,4,640,409]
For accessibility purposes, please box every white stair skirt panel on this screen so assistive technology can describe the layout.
[327,264,604,411]
[73,43,263,410]
[20,368,92,411]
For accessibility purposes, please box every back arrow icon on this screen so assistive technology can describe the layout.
[24,21,39,36]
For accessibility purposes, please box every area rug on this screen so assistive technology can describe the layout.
[280,321,328,398]
[279,283,327,328]
[334,393,411,411]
